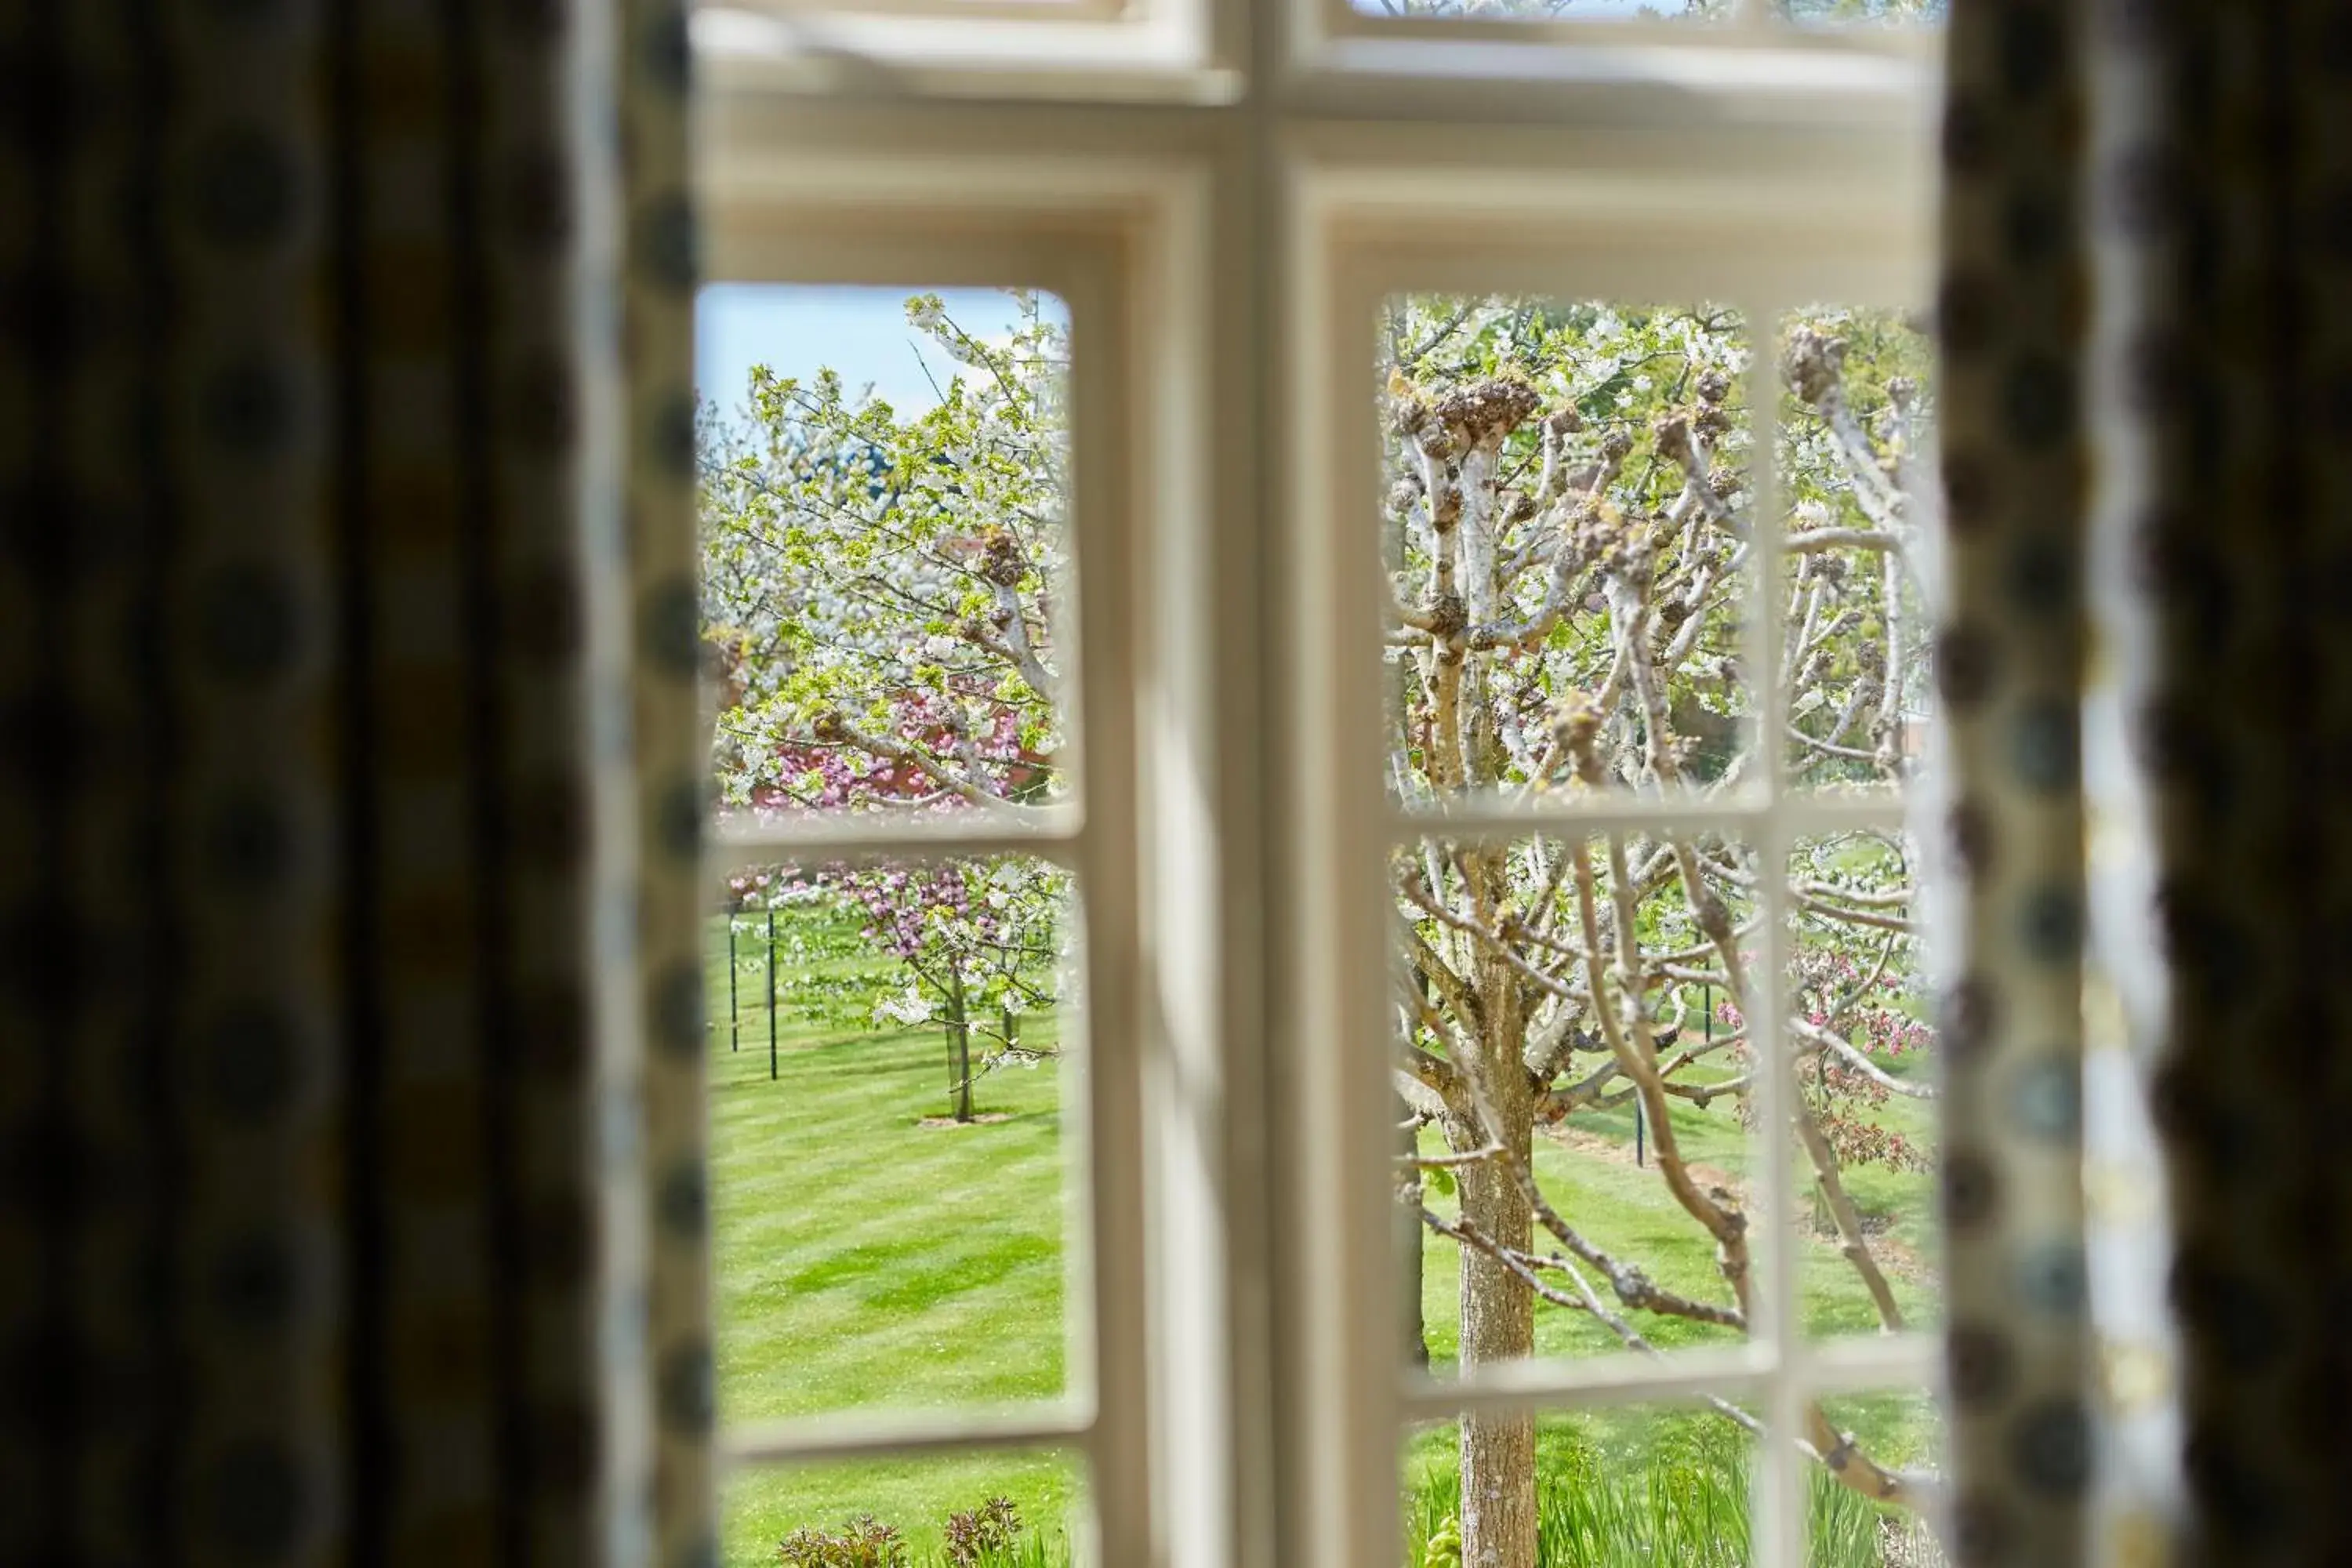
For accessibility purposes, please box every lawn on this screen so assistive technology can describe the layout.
[710,913,1944,1566]
[710,913,1083,1563]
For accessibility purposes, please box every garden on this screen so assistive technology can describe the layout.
[701,285,1948,1565]
[704,895,1944,1566]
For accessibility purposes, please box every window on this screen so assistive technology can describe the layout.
[693,3,1941,1564]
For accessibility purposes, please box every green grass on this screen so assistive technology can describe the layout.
[741,1452,1083,1568]
[1399,1410,1919,1567]
[712,913,1944,1566]
[711,914,1083,1564]
[1414,1056,1942,1370]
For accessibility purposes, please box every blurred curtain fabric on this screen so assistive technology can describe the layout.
[1943,4,2352,1567]
[2093,6,2352,1566]
[1932,5,2096,1566]
[0,3,713,1566]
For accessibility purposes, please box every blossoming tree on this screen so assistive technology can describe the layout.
[701,287,1946,1559]
[702,295,1074,1120]
[1378,295,1945,1563]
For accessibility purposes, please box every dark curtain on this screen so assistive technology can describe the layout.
[0,2,713,1564]
[1942,3,2352,1566]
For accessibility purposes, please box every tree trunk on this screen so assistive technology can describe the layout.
[948,971,973,1123]
[1457,948,1535,1568]
[1396,1091,1430,1367]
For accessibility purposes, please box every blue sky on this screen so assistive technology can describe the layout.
[1351,0,1692,13]
[695,284,1054,420]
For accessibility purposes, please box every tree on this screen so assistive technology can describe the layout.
[701,289,1947,1563]
[1381,296,1941,1565]
[699,290,1069,819]
[701,295,1076,1109]
[840,856,1067,1121]
[1363,0,1942,20]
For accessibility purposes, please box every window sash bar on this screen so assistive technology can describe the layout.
[1389,1329,1943,1427]
[710,804,1083,859]
[722,1404,1097,1468]
[1794,1330,1942,1396]
[1398,1344,1773,1422]
[1381,790,1907,843]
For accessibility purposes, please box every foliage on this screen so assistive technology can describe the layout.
[1399,1425,1936,1568]
[720,895,901,1034]
[776,1497,1064,1568]
[703,295,1074,1060]
[1380,290,1942,1560]
[1360,0,1942,21]
[831,857,1067,1050]
[779,1515,906,1568]
[701,291,1069,815]
[702,285,1947,1563]
[942,1497,1025,1567]
[1382,292,1937,1177]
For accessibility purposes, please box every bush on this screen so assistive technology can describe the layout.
[779,1514,906,1568]
[778,1498,1073,1568]
[942,1497,1023,1568]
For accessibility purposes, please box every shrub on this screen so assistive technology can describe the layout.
[776,1498,1075,1568]
[942,1497,1022,1567]
[778,1515,906,1568]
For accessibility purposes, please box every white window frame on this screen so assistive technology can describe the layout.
[692,9,1945,1567]
[1276,140,1944,1568]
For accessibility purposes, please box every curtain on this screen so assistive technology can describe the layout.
[1932,6,2097,1564]
[1943,4,2352,1566]
[0,3,712,1565]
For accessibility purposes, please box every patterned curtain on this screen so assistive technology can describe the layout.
[0,4,713,1566]
[1942,4,2352,1566]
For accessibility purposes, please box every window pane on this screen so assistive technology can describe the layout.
[711,856,1086,1417]
[1785,833,1941,1341]
[699,285,1077,826]
[730,1446,1088,1568]
[1776,306,1937,799]
[1395,831,1760,1378]
[1775,0,1947,26]
[1804,1388,1945,1564]
[1355,0,1730,24]
[1402,1404,1759,1567]
[1379,296,1755,808]
[764,0,1109,11]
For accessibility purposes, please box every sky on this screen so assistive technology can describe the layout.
[695,283,1058,421]
[1351,0,1693,13]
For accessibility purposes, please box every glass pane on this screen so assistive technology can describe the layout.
[1402,1404,1759,1567]
[730,1446,1088,1568]
[1396,831,1759,1378]
[711,855,1085,1418]
[699,285,1077,827]
[779,0,1107,9]
[1356,0,1731,24]
[1379,296,1755,808]
[1785,833,1941,1341]
[1776,0,1947,27]
[1805,1388,1946,1565]
[1776,306,1938,798]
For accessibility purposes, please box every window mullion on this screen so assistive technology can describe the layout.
[1065,249,1160,1568]
[1742,287,1805,1568]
